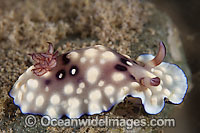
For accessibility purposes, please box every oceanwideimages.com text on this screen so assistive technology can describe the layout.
[25,115,176,129]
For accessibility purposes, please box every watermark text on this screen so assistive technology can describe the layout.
[25,115,176,129]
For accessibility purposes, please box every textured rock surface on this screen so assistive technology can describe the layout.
[0,0,190,132]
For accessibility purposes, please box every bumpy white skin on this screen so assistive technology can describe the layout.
[9,45,187,118]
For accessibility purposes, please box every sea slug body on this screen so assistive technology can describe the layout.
[9,42,188,118]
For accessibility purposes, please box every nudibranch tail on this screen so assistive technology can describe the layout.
[134,43,188,114]
[29,42,58,76]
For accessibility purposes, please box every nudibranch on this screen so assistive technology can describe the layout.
[9,42,188,118]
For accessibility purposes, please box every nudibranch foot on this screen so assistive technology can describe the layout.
[9,42,188,118]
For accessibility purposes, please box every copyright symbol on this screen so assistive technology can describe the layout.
[25,115,36,127]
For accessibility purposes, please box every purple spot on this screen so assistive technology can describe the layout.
[69,65,79,76]
[56,69,66,80]
[62,53,70,65]
[120,58,129,66]
[120,58,137,66]
[45,80,51,85]
[130,75,136,80]
[115,64,127,71]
